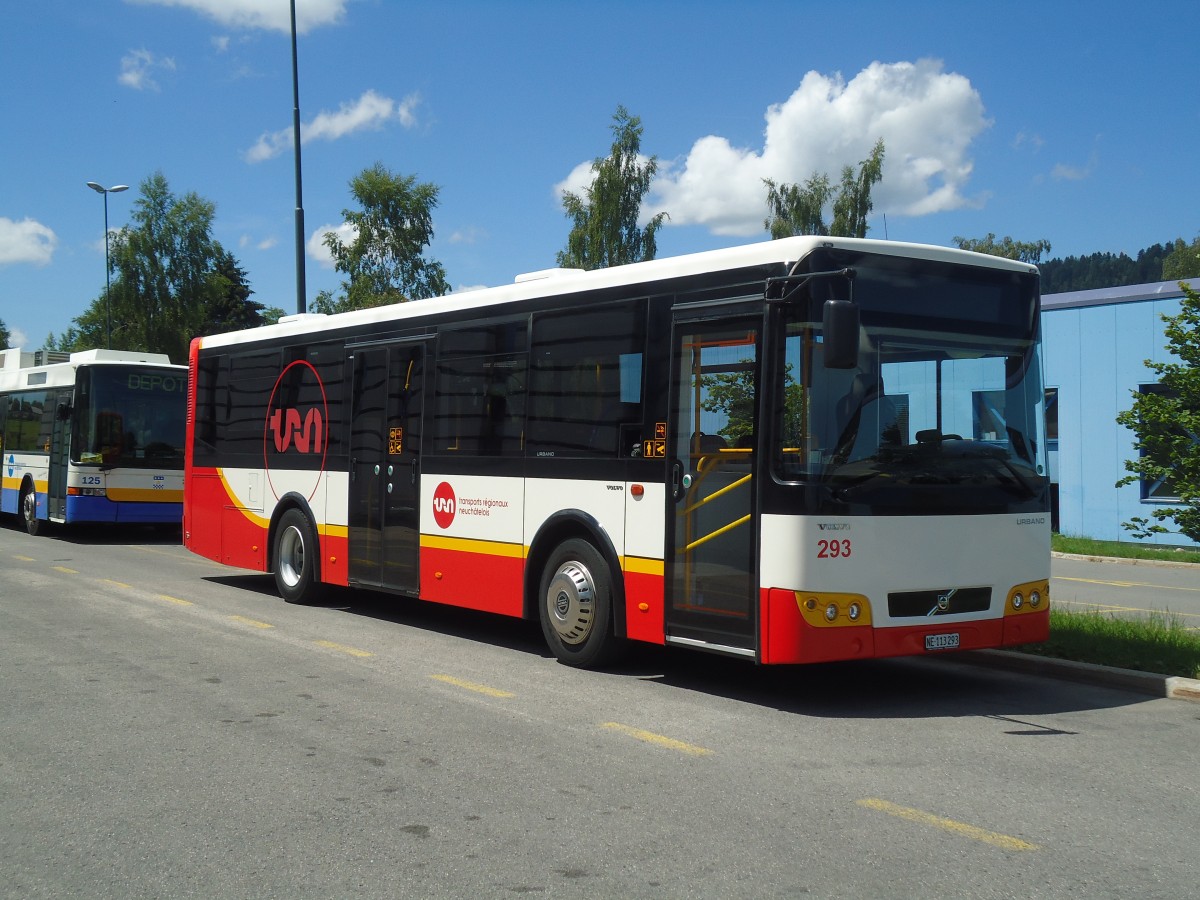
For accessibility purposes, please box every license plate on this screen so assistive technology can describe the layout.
[925,633,960,651]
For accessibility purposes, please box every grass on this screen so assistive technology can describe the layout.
[1052,533,1200,565]
[1016,607,1200,679]
[1039,535,1200,678]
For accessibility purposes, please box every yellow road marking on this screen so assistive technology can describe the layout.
[156,594,194,606]
[1055,575,1200,594]
[229,615,273,629]
[314,639,373,658]
[13,555,35,562]
[101,579,132,589]
[430,674,515,698]
[858,798,1039,851]
[52,566,78,575]
[602,722,713,757]
[1052,597,1200,621]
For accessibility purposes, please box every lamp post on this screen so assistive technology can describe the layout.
[86,181,129,350]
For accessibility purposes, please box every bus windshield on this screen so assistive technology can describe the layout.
[776,253,1048,514]
[72,365,187,468]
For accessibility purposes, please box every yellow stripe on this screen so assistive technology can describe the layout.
[101,579,132,589]
[229,615,274,629]
[1056,575,1200,594]
[105,488,184,503]
[13,555,36,562]
[601,722,713,756]
[621,555,665,576]
[156,594,194,606]
[52,566,79,575]
[314,639,373,658]
[420,533,525,558]
[214,469,270,528]
[857,798,1039,851]
[430,674,515,698]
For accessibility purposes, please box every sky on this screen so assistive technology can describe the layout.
[2,0,1199,354]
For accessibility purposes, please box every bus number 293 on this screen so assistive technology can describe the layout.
[817,539,852,559]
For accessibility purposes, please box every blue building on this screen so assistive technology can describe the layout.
[1041,279,1197,548]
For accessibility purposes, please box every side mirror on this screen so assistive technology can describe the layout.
[56,402,73,421]
[822,298,860,369]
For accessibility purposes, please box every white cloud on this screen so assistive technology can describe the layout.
[246,90,420,163]
[0,217,58,266]
[638,59,991,236]
[8,328,29,349]
[118,48,177,91]
[306,222,356,268]
[127,0,349,35]
[257,236,278,251]
[212,35,230,53]
[447,225,487,246]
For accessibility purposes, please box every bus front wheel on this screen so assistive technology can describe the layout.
[273,509,322,604]
[539,538,622,668]
[19,482,40,536]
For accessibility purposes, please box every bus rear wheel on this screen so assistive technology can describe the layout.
[539,538,622,668]
[273,509,322,604]
[19,482,40,536]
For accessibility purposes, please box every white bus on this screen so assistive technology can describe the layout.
[184,236,1050,667]
[1,348,187,535]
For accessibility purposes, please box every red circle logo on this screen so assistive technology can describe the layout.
[432,481,456,529]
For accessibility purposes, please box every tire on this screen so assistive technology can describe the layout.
[273,508,322,604]
[19,482,40,537]
[538,538,623,668]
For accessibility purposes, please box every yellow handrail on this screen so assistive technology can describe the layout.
[685,513,751,552]
[681,472,751,515]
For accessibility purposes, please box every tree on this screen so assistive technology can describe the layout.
[1162,236,1200,281]
[1115,282,1200,542]
[59,172,262,361]
[764,138,885,239]
[557,106,667,270]
[312,163,449,315]
[0,318,10,348]
[952,233,1052,264]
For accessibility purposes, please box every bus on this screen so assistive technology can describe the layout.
[1,347,187,535]
[183,236,1051,667]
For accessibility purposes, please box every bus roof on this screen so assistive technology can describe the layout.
[199,236,1038,350]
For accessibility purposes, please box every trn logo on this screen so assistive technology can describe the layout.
[264,360,330,502]
[270,407,323,453]
[432,481,456,529]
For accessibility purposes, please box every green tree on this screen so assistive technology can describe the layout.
[0,317,10,348]
[1116,282,1200,542]
[765,139,885,239]
[1162,236,1200,281]
[557,106,667,270]
[312,163,449,315]
[952,233,1052,264]
[60,172,261,361]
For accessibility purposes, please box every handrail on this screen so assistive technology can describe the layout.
[685,513,751,552]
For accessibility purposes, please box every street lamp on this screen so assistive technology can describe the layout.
[86,181,129,350]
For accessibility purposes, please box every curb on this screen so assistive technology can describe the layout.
[1053,551,1200,571]
[955,649,1200,703]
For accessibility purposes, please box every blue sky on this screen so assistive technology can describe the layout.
[2,0,1198,354]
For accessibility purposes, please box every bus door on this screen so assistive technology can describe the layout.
[47,388,73,521]
[348,340,429,594]
[665,312,761,657]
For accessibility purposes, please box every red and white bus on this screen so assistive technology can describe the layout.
[184,236,1050,667]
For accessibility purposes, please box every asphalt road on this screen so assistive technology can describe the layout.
[2,522,1198,899]
[1052,554,1200,628]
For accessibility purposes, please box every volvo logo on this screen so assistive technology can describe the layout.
[927,588,958,617]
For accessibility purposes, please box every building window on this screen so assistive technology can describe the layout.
[1136,384,1188,502]
[1044,387,1058,443]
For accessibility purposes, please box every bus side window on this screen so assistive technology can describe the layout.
[528,300,645,458]
[433,322,527,457]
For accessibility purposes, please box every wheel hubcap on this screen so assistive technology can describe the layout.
[278,525,304,588]
[546,562,594,645]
